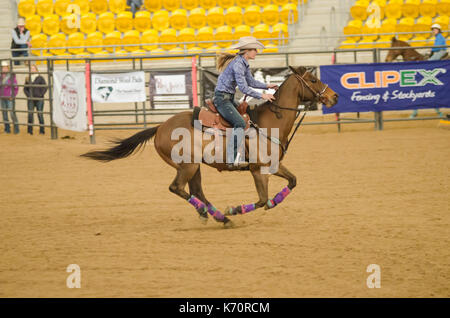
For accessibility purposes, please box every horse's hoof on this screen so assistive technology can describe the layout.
[199,216,208,225]
[223,219,235,229]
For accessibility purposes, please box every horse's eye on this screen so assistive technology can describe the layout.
[311,79,317,83]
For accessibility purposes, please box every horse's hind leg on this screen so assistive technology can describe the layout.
[188,167,209,224]
[265,163,295,210]
[170,164,233,227]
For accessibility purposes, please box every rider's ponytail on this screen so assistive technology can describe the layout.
[216,53,237,72]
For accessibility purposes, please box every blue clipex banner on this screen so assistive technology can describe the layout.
[320,60,450,113]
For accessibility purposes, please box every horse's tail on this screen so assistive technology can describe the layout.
[80,126,159,162]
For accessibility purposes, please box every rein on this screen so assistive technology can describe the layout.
[251,70,328,158]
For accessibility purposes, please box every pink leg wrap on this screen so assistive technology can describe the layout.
[267,186,291,209]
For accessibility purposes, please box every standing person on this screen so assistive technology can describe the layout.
[11,17,31,65]
[410,24,445,118]
[214,36,278,169]
[0,61,19,134]
[127,0,143,18]
[24,64,47,135]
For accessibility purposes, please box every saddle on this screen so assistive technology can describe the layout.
[193,99,251,131]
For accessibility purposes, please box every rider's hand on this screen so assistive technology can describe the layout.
[267,84,279,90]
[262,93,275,102]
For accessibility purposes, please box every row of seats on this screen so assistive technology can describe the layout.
[340,34,450,49]
[30,23,289,55]
[18,0,303,17]
[351,0,450,20]
[25,4,299,37]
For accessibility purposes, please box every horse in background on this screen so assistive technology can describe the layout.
[385,37,449,62]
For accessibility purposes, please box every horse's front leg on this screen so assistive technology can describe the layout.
[225,165,269,215]
[265,163,296,210]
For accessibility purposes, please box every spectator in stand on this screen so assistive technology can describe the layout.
[127,0,143,18]
[0,61,19,134]
[11,18,31,65]
[24,64,47,135]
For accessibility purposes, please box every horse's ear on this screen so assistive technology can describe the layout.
[288,65,297,74]
[391,37,396,43]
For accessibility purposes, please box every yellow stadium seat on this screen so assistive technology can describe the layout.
[339,38,357,49]
[26,15,42,36]
[350,0,369,21]
[435,15,449,36]
[30,33,48,56]
[410,35,430,47]
[197,26,214,48]
[109,0,126,14]
[134,11,151,31]
[151,47,166,55]
[93,50,110,62]
[54,0,71,17]
[437,0,450,16]
[218,0,235,8]
[182,0,199,10]
[36,0,54,17]
[200,0,217,10]
[86,31,103,53]
[97,12,115,34]
[215,25,233,47]
[122,30,140,52]
[43,14,60,35]
[178,27,196,48]
[205,45,222,53]
[374,37,390,48]
[271,23,288,43]
[263,43,278,53]
[144,0,162,12]
[19,0,36,18]
[169,47,184,55]
[225,7,243,27]
[234,24,251,39]
[188,46,203,54]
[48,33,66,55]
[280,3,298,24]
[343,19,363,41]
[244,6,262,27]
[357,37,377,49]
[189,8,207,29]
[253,24,271,44]
[413,16,432,37]
[272,0,288,5]
[419,0,437,18]
[90,0,108,14]
[163,0,180,11]
[60,14,79,34]
[73,0,90,15]
[236,0,252,7]
[254,0,270,7]
[141,29,159,50]
[67,32,85,54]
[402,0,420,19]
[116,11,133,33]
[153,10,170,31]
[362,22,379,42]
[104,31,122,52]
[384,0,403,19]
[207,7,225,28]
[396,17,415,40]
[159,28,177,50]
[170,9,188,30]
[80,13,97,34]
[262,5,280,26]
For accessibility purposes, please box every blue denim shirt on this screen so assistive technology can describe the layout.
[432,33,446,52]
[215,54,268,99]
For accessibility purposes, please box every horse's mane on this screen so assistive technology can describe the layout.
[391,37,411,48]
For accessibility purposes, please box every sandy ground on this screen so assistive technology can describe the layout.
[0,116,449,298]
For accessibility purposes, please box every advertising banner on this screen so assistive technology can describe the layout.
[91,71,146,103]
[149,70,193,109]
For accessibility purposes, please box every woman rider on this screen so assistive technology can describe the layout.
[214,36,278,169]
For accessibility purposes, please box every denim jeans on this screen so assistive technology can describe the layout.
[1,99,19,133]
[12,44,28,65]
[428,50,447,61]
[213,91,247,164]
[27,99,45,134]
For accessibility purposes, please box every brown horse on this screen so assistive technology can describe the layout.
[385,37,448,62]
[81,66,338,228]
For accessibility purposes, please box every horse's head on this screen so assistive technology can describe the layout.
[385,37,408,62]
[288,66,338,108]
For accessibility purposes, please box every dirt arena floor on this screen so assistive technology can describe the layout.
[0,114,449,298]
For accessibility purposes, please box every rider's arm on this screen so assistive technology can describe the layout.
[232,61,263,99]
[245,69,268,90]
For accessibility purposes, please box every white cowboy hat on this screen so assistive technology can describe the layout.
[431,23,441,30]
[230,36,265,50]
[17,18,25,26]
[1,60,9,67]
